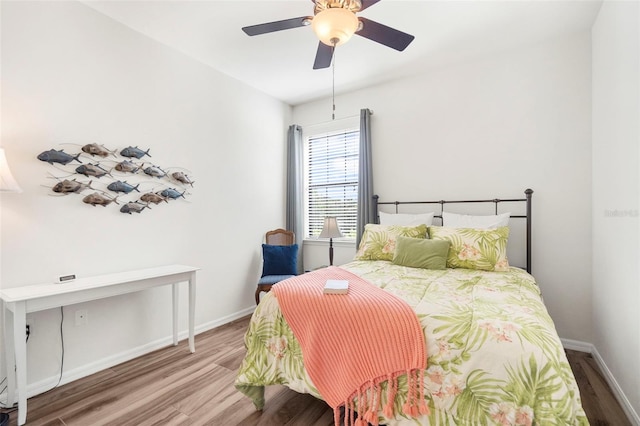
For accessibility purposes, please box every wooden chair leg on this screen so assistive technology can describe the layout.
[255,284,274,305]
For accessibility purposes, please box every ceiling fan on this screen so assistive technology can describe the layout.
[242,0,415,70]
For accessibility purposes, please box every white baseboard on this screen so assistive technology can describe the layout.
[561,338,639,425]
[4,306,256,401]
[591,346,640,425]
[195,306,255,335]
[560,338,594,353]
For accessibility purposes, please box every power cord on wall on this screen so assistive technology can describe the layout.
[54,306,65,389]
[42,307,65,392]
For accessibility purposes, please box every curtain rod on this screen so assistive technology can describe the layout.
[301,110,374,130]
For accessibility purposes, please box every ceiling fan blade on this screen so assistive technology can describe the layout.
[359,0,382,11]
[242,16,310,36]
[356,17,414,51]
[313,42,334,69]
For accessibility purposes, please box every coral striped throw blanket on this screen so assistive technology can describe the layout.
[272,266,428,426]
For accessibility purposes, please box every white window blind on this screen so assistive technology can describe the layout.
[306,129,359,239]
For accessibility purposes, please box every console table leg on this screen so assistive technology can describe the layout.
[13,302,27,425]
[172,283,179,346]
[188,273,196,353]
[3,301,16,408]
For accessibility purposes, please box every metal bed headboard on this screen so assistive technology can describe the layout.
[372,189,533,273]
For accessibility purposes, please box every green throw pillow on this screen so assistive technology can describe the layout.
[355,224,428,261]
[428,226,510,272]
[392,237,450,270]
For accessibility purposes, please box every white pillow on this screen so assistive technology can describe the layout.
[379,211,435,226]
[442,211,511,229]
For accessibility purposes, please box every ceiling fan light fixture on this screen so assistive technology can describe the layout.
[312,8,359,46]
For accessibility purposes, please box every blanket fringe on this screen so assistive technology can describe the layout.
[335,369,428,426]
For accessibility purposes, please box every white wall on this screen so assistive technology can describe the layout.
[592,0,640,419]
[0,1,290,393]
[294,33,593,343]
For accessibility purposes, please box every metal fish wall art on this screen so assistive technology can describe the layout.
[160,188,186,200]
[75,163,112,178]
[171,171,194,187]
[114,160,143,174]
[143,165,167,179]
[140,192,168,204]
[39,143,194,215]
[38,149,82,165]
[83,192,119,207]
[107,180,140,194]
[82,143,116,158]
[120,146,151,159]
[52,179,93,194]
[120,201,149,214]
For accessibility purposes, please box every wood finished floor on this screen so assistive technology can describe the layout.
[2,315,631,426]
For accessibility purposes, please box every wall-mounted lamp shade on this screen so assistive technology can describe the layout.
[312,8,359,46]
[0,148,22,193]
[319,217,343,239]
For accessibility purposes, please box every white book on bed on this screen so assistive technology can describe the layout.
[323,279,349,294]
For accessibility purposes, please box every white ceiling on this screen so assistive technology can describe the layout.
[83,0,602,105]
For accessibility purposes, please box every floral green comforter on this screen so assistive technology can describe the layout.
[235,261,588,425]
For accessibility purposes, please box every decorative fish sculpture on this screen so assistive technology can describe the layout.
[83,192,119,207]
[120,146,151,159]
[114,160,143,174]
[140,192,167,204]
[120,202,148,214]
[38,149,82,165]
[75,163,111,178]
[52,179,93,194]
[160,188,186,200]
[143,165,167,178]
[81,143,116,158]
[172,171,195,187]
[107,180,140,194]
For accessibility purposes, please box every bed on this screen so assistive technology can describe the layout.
[235,190,588,425]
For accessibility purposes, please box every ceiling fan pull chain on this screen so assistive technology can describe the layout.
[332,39,337,120]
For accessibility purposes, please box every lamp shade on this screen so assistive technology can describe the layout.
[0,148,22,193]
[319,217,343,239]
[312,8,359,46]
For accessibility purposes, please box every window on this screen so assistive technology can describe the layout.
[305,128,359,240]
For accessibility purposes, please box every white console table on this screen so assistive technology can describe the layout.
[0,264,199,426]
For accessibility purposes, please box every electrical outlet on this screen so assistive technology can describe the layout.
[75,309,88,326]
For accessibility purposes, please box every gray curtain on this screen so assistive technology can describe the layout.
[356,109,374,248]
[286,124,304,274]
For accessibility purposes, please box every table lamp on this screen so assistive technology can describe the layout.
[319,216,343,266]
